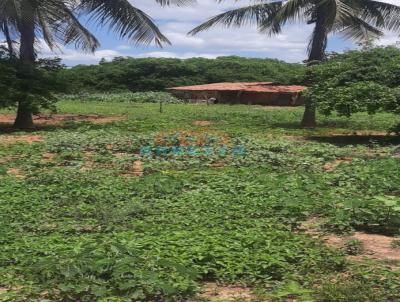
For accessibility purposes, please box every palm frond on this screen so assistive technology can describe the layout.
[362,0,400,31]
[37,10,58,51]
[336,15,384,41]
[60,6,100,52]
[79,0,170,46]
[259,0,311,35]
[189,3,281,35]
[319,0,356,28]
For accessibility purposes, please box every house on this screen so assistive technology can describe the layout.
[168,82,306,106]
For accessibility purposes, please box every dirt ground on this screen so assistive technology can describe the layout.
[302,218,400,262]
[0,114,126,126]
[326,232,400,261]
[0,135,43,145]
[7,168,25,178]
[323,157,353,172]
[0,114,126,144]
[193,120,212,126]
[188,283,254,302]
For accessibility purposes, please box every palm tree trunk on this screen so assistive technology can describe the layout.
[301,8,328,128]
[13,2,36,129]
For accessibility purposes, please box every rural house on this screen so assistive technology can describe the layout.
[168,82,306,106]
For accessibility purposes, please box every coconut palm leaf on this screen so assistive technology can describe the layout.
[0,0,193,55]
[189,3,281,35]
[78,0,170,46]
[191,0,400,61]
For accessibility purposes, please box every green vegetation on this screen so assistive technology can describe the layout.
[0,56,63,117]
[343,240,364,256]
[60,92,183,104]
[1,101,399,301]
[307,47,400,126]
[391,240,400,249]
[59,56,305,93]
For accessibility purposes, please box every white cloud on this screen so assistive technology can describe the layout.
[39,43,124,65]
[135,51,225,59]
[116,44,132,50]
[33,0,400,65]
[377,32,400,46]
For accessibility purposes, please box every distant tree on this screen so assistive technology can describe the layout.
[0,0,192,128]
[189,0,400,128]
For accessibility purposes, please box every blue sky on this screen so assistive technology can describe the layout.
[37,0,399,66]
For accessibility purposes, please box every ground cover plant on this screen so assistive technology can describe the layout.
[1,100,400,301]
[59,92,183,104]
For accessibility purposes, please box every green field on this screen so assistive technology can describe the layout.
[1,101,400,301]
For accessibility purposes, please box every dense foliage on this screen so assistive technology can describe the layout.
[59,56,305,93]
[0,55,64,113]
[307,47,400,118]
[1,101,400,301]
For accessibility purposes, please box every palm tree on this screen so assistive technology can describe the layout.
[0,0,192,128]
[189,0,400,127]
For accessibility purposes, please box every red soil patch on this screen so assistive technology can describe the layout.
[121,160,144,177]
[0,155,18,163]
[42,153,56,162]
[324,157,353,172]
[193,120,212,127]
[210,162,225,168]
[113,152,129,159]
[0,114,126,126]
[7,168,25,178]
[79,152,95,172]
[0,135,43,145]
[326,232,400,261]
[301,218,400,262]
[189,283,253,302]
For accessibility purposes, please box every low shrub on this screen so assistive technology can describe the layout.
[59,92,183,104]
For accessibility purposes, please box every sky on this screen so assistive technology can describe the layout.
[36,0,400,66]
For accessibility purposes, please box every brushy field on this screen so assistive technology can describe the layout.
[1,99,400,302]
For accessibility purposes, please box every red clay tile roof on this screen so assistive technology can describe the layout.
[168,82,306,93]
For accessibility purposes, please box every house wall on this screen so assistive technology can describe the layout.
[169,90,304,106]
[170,90,217,102]
[217,91,304,106]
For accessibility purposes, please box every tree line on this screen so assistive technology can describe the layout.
[59,56,305,93]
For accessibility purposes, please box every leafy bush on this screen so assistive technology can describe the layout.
[315,279,381,302]
[322,160,400,235]
[391,239,400,249]
[344,239,364,256]
[307,46,400,123]
[311,81,398,117]
[0,57,64,113]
